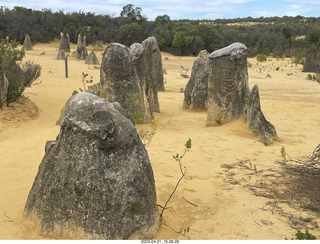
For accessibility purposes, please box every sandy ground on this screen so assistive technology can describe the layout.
[0,41,319,240]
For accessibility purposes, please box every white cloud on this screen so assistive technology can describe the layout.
[0,0,258,19]
[1,0,318,20]
[137,0,256,19]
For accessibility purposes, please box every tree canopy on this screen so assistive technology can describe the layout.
[1,5,320,70]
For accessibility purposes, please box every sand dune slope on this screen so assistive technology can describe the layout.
[0,43,319,240]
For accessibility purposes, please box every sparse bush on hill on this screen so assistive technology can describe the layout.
[256,54,267,62]
[117,23,142,46]
[1,5,320,59]
[302,46,320,73]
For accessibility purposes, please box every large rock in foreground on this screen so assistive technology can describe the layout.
[24,92,160,239]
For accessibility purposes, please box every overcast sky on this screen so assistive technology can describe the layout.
[1,0,320,20]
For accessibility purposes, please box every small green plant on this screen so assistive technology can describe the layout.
[79,72,93,92]
[293,229,316,240]
[183,227,190,236]
[249,162,257,172]
[125,93,145,124]
[138,120,158,147]
[159,138,192,219]
[158,139,192,239]
[281,146,287,162]
[256,54,267,62]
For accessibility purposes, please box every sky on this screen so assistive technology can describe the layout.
[1,0,320,20]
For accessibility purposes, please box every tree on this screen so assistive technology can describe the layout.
[282,26,293,40]
[172,31,187,55]
[155,14,171,25]
[308,27,320,44]
[117,23,142,46]
[120,4,144,22]
[192,24,224,52]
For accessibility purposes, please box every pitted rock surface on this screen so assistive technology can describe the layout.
[206,43,278,143]
[24,92,160,239]
[183,50,209,110]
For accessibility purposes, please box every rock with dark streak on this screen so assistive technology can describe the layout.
[99,43,142,123]
[24,92,160,239]
[207,43,250,126]
[246,85,279,144]
[183,50,209,110]
[142,37,165,92]
[130,43,156,122]
[206,43,278,143]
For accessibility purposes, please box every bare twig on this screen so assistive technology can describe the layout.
[182,196,199,207]
[162,222,183,235]
[3,211,13,222]
[254,220,262,227]
[32,79,43,85]
[160,164,186,218]
[160,139,191,219]
[161,221,190,239]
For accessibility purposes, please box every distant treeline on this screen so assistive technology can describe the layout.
[1,5,320,71]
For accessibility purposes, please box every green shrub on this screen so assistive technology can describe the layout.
[303,46,320,73]
[294,229,316,240]
[0,38,25,104]
[256,54,267,62]
[125,93,145,124]
[21,60,41,87]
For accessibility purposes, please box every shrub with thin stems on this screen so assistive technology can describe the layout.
[21,60,41,87]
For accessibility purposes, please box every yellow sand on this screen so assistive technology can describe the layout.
[0,42,319,240]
